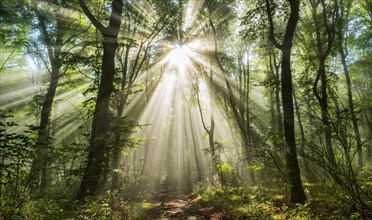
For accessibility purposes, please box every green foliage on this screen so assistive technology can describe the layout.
[21,197,66,220]
[0,110,37,219]
[76,191,146,220]
[217,162,233,173]
[198,186,353,219]
[357,165,372,208]
[108,117,145,149]
[25,94,44,118]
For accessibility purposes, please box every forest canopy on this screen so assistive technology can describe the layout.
[0,0,371,219]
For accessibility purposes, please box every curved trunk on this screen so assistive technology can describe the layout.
[313,61,337,167]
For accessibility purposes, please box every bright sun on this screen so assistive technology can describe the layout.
[167,44,192,74]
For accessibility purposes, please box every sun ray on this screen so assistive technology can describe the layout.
[1,0,272,200]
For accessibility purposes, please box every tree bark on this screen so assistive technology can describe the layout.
[111,45,130,191]
[78,0,123,199]
[269,49,285,152]
[265,0,306,203]
[28,7,63,195]
[310,0,337,168]
[339,43,363,167]
[187,104,205,182]
[313,61,337,166]
[365,109,372,162]
[29,67,60,193]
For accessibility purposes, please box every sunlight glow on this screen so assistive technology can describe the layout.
[166,44,192,75]
[0,0,269,198]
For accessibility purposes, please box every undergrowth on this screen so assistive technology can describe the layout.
[196,186,362,219]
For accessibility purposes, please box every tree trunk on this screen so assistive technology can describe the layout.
[310,0,337,168]
[265,0,306,203]
[282,43,306,204]
[339,47,363,167]
[365,109,372,162]
[111,45,130,191]
[187,104,204,182]
[270,50,285,152]
[314,61,337,167]
[78,0,123,199]
[78,39,118,198]
[28,8,63,194]
[29,67,60,193]
[208,70,225,186]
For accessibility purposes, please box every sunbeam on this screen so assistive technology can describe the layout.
[1,0,370,218]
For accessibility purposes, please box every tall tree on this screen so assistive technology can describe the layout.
[310,0,337,167]
[27,0,80,194]
[204,0,242,185]
[336,0,363,167]
[196,78,225,186]
[78,0,123,198]
[265,0,306,203]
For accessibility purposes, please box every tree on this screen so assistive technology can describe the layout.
[336,0,363,167]
[111,1,171,190]
[0,1,29,74]
[309,0,337,168]
[27,0,83,194]
[264,0,306,203]
[78,0,123,199]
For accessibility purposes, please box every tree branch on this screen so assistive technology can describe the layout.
[31,4,55,67]
[265,0,283,50]
[79,0,106,33]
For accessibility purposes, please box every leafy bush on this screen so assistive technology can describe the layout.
[76,191,146,220]
[0,110,37,219]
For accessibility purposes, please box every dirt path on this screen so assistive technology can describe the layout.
[145,195,228,220]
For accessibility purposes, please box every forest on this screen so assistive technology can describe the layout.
[0,0,371,219]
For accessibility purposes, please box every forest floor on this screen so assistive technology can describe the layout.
[141,185,358,220]
[145,196,228,220]
[145,189,228,219]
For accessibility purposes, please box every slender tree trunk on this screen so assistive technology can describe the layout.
[339,47,363,167]
[187,104,204,182]
[29,67,60,193]
[310,0,337,168]
[238,44,256,186]
[207,4,244,186]
[196,78,224,185]
[208,70,225,186]
[111,45,130,191]
[28,9,63,194]
[265,0,306,203]
[314,61,337,167]
[365,109,372,162]
[270,50,285,151]
[282,44,306,204]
